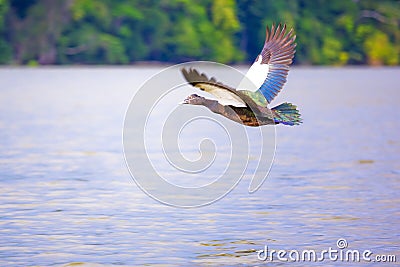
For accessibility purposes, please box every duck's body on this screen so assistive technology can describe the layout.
[182,24,302,127]
[183,93,274,126]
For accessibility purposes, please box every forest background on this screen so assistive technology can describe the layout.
[0,0,399,66]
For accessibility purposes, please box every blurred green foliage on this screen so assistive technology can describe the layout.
[1,0,399,65]
[0,0,12,63]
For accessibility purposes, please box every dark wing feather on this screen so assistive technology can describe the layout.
[258,24,296,103]
[181,67,266,111]
[181,68,231,90]
[181,68,248,107]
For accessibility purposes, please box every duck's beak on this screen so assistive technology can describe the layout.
[180,95,191,105]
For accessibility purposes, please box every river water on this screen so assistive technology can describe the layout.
[0,66,399,266]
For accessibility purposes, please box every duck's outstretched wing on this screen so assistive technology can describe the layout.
[181,68,247,107]
[238,24,296,104]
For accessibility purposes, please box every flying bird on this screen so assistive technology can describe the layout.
[181,24,301,127]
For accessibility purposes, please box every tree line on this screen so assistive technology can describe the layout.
[0,0,398,65]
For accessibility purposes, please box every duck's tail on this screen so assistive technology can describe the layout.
[271,102,302,126]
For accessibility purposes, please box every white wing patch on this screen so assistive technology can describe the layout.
[237,55,270,92]
[196,83,247,107]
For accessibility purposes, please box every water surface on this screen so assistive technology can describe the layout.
[0,67,399,266]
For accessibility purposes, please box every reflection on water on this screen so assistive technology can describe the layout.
[0,67,399,266]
